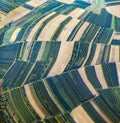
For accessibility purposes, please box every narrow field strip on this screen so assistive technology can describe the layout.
[71,105,94,123]
[27,12,56,41]
[10,28,21,42]
[57,0,75,4]
[91,44,101,65]
[94,65,108,89]
[116,62,120,85]
[57,18,79,41]
[37,14,68,41]
[48,42,74,76]
[78,68,98,96]
[24,85,46,119]
[73,22,90,41]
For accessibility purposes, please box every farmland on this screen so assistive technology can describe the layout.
[1,0,120,123]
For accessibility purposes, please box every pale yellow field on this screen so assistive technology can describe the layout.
[71,105,94,123]
[0,12,6,21]
[48,42,74,76]
[90,100,112,123]
[57,18,79,41]
[107,5,120,18]
[78,67,98,96]
[109,45,119,62]
[57,0,75,4]
[0,6,31,28]
[24,85,46,119]
[68,8,85,18]
[91,44,101,65]
[38,14,67,41]
[94,65,108,89]
[27,12,56,41]
[73,22,90,41]
[25,0,47,7]
[10,28,21,42]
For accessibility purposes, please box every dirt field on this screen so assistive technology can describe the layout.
[57,18,79,41]
[73,22,90,41]
[68,8,85,18]
[71,105,94,123]
[78,67,98,96]
[94,65,108,89]
[24,85,46,119]
[38,14,67,41]
[57,0,75,4]
[48,42,74,76]
[0,6,31,28]
[107,5,120,18]
[27,12,55,41]
[109,45,119,62]
[25,0,47,7]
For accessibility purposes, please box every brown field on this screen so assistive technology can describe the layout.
[0,6,31,28]
[107,5,120,18]
[73,22,90,41]
[37,14,67,41]
[48,42,74,76]
[24,85,46,119]
[68,8,85,18]
[109,45,119,62]
[94,65,108,89]
[27,12,55,41]
[57,18,79,41]
[78,68,98,96]
[25,0,47,8]
[71,105,94,123]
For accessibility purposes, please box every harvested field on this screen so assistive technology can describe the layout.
[25,0,47,8]
[94,65,108,89]
[24,85,46,119]
[57,18,79,41]
[38,14,68,41]
[48,42,74,76]
[73,22,90,41]
[78,68,98,96]
[27,12,56,41]
[107,5,120,18]
[57,0,75,4]
[71,105,94,123]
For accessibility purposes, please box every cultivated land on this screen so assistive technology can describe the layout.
[1,0,120,123]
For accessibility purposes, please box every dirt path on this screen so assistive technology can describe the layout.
[57,18,79,41]
[48,42,74,76]
[27,12,55,41]
[90,100,112,123]
[78,68,98,96]
[71,105,94,123]
[109,45,119,62]
[37,14,67,41]
[94,65,108,89]
[24,85,46,119]
[73,22,90,41]
[10,28,21,42]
